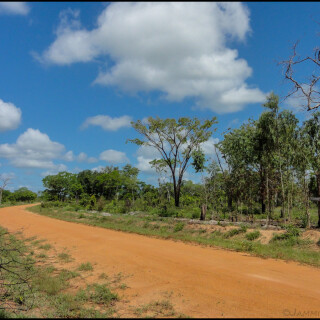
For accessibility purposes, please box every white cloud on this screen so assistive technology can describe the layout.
[41,164,68,177]
[76,152,98,163]
[0,128,66,169]
[99,149,129,164]
[0,99,22,132]
[91,165,105,172]
[37,3,265,113]
[63,150,74,161]
[0,2,29,15]
[81,114,132,131]
[200,137,219,156]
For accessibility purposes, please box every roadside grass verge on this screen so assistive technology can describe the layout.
[27,205,320,268]
[0,226,122,318]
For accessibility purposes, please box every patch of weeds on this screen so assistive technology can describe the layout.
[44,266,56,274]
[174,222,185,232]
[77,262,93,272]
[39,243,52,250]
[58,269,80,281]
[245,230,261,241]
[197,229,207,234]
[142,222,150,228]
[36,253,47,259]
[31,239,46,247]
[58,252,73,263]
[224,226,247,238]
[53,293,82,317]
[119,283,128,290]
[87,283,118,306]
[135,299,176,317]
[33,272,65,296]
[78,213,85,219]
[99,272,108,280]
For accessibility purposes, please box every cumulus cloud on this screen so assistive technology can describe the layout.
[37,3,265,113]
[41,164,68,177]
[77,152,97,163]
[0,128,66,169]
[0,99,22,132]
[200,137,219,156]
[0,2,30,15]
[99,149,129,164]
[81,114,132,131]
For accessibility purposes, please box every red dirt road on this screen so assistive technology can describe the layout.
[0,204,319,318]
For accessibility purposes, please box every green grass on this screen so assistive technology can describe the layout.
[58,252,73,263]
[38,243,52,250]
[245,230,261,241]
[27,204,320,268]
[134,299,177,317]
[77,262,94,272]
[0,225,120,318]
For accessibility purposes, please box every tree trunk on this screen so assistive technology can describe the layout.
[200,204,207,221]
[260,166,266,214]
[316,173,320,228]
[228,196,232,212]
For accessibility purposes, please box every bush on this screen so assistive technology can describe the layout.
[285,225,301,237]
[96,197,106,212]
[173,222,185,232]
[224,225,247,238]
[245,230,261,241]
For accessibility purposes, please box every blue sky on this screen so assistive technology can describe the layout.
[0,2,319,192]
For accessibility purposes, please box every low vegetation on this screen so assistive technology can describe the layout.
[28,204,320,267]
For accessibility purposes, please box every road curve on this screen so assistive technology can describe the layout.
[0,204,319,318]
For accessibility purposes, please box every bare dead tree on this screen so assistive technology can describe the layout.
[280,41,320,111]
[0,175,11,205]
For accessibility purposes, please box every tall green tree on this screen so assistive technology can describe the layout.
[129,116,218,207]
[301,111,320,227]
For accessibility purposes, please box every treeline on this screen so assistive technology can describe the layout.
[38,93,320,228]
[216,93,320,227]
[0,187,37,204]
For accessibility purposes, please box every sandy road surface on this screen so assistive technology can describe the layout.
[0,204,319,318]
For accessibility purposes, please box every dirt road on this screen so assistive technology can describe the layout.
[0,204,319,318]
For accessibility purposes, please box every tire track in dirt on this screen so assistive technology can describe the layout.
[0,204,319,318]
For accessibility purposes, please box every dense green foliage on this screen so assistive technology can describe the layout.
[0,187,37,205]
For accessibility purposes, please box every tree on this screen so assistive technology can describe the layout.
[281,41,320,111]
[12,188,37,202]
[0,175,11,205]
[301,111,320,228]
[128,116,218,207]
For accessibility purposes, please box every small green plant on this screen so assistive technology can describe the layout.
[224,226,247,238]
[39,243,52,250]
[58,252,72,263]
[99,272,108,280]
[174,222,185,232]
[77,262,93,272]
[245,230,261,241]
[37,253,47,259]
[88,283,118,306]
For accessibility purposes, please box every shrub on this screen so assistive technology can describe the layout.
[271,226,301,244]
[173,222,185,232]
[96,197,106,212]
[78,262,93,272]
[88,284,118,306]
[224,226,247,238]
[89,195,96,210]
[245,230,261,241]
[191,211,200,219]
